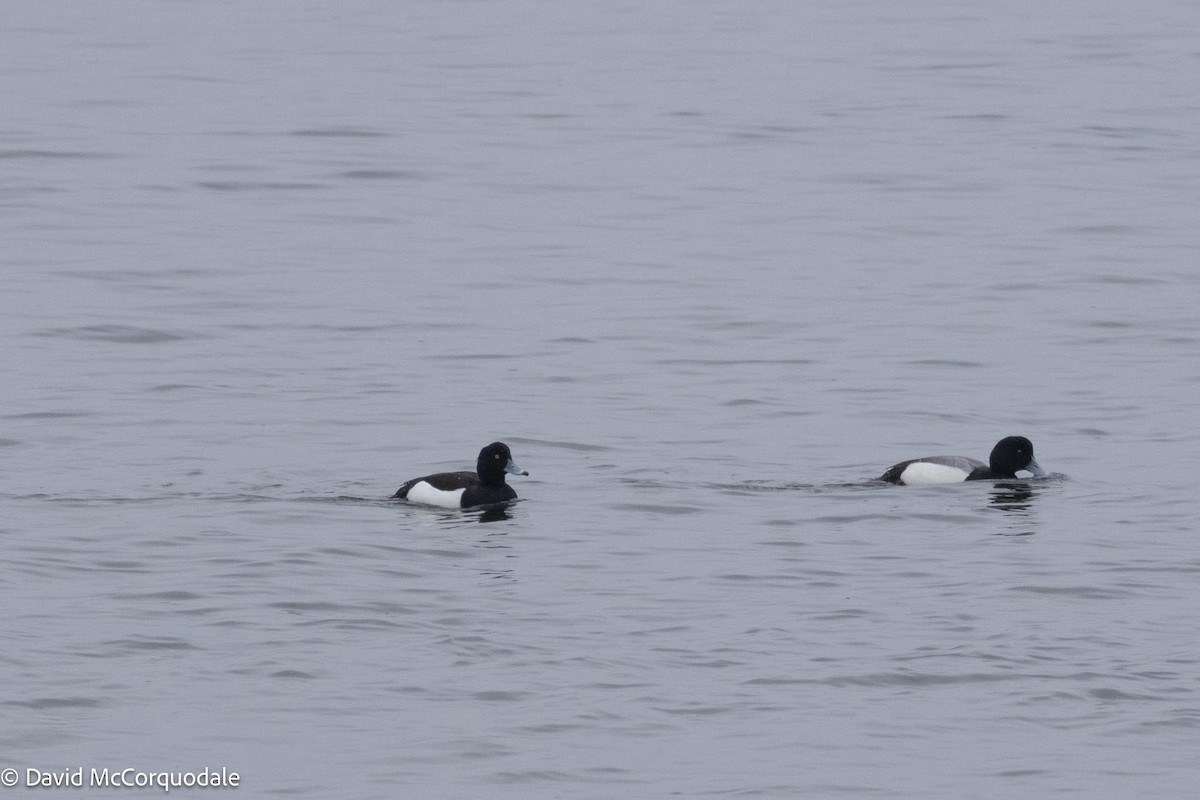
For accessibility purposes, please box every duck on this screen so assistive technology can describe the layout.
[879,436,1046,485]
[394,441,528,508]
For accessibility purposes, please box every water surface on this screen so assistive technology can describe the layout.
[3,2,1200,797]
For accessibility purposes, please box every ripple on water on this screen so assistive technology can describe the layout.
[2,697,103,710]
[31,325,192,344]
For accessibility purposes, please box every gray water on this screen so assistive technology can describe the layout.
[3,2,1200,797]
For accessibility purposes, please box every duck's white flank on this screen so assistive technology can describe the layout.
[899,461,971,485]
[405,481,466,508]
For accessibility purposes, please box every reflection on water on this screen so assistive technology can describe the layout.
[989,481,1038,515]
[987,480,1042,536]
[478,507,512,523]
[400,503,519,526]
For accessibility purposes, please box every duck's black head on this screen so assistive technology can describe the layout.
[989,436,1045,478]
[476,441,528,486]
